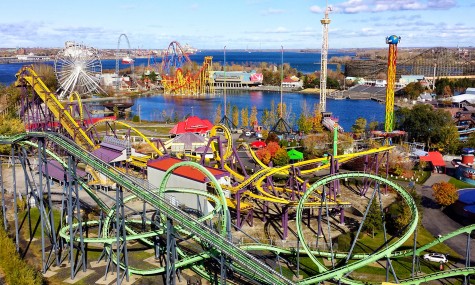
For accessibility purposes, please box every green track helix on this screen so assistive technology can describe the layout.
[1,132,474,284]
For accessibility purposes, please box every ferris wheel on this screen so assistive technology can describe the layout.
[54,41,103,99]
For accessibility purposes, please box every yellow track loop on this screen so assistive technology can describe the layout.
[68,91,83,122]
[86,118,164,157]
[209,124,233,161]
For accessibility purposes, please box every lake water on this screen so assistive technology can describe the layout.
[112,90,386,131]
[1,50,386,131]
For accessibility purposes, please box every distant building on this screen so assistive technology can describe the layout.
[282,76,303,89]
[210,70,263,87]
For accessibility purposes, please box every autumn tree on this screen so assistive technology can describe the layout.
[403,82,425,100]
[273,148,290,166]
[432,182,459,208]
[214,104,222,125]
[0,117,26,154]
[351,117,367,138]
[256,148,271,165]
[266,142,280,157]
[232,105,239,127]
[241,107,249,127]
[250,106,258,127]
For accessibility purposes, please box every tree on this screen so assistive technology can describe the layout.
[362,197,383,238]
[250,106,258,127]
[214,104,222,124]
[297,112,313,134]
[395,104,454,150]
[232,105,239,127]
[432,182,459,208]
[273,148,290,166]
[403,82,425,100]
[256,148,271,165]
[266,142,280,157]
[351,117,367,138]
[0,117,25,153]
[241,107,249,127]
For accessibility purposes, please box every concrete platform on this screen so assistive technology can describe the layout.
[63,269,95,284]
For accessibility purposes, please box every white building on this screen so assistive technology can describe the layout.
[147,157,230,213]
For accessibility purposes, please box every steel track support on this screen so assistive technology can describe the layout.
[66,155,87,279]
[11,147,20,252]
[165,217,177,285]
[465,232,471,285]
[0,157,7,230]
[412,227,418,278]
[115,185,130,285]
[220,254,227,285]
[36,141,48,272]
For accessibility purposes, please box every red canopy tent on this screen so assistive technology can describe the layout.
[169,116,214,135]
[420,151,446,173]
[250,140,266,149]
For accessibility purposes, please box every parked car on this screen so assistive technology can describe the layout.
[245,131,251,137]
[423,253,448,263]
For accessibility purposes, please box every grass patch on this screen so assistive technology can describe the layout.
[448,178,475,189]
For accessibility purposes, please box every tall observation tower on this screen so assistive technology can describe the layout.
[319,4,331,112]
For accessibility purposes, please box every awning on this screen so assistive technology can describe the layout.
[287,149,303,160]
[419,151,445,167]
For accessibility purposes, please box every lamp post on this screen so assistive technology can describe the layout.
[280,45,283,118]
[224,45,227,118]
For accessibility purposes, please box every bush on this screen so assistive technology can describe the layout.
[0,214,44,285]
[132,115,140,122]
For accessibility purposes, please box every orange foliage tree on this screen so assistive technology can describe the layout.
[256,148,271,165]
[266,142,280,157]
[432,182,459,208]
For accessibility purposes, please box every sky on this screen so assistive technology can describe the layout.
[1,0,473,50]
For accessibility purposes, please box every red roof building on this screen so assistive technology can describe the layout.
[147,157,230,210]
[169,116,214,135]
[420,151,446,173]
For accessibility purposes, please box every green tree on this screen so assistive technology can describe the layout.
[351,117,367,138]
[395,104,454,149]
[403,82,425,100]
[363,197,383,238]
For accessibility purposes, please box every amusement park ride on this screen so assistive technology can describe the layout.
[0,35,474,285]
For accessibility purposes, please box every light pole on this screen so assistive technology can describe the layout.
[224,45,227,117]
[280,45,283,118]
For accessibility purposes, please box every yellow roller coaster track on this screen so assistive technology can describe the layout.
[85,118,165,157]
[15,66,96,150]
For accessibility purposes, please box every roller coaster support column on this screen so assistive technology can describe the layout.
[0,158,7,230]
[412,227,418,278]
[37,139,60,271]
[282,205,289,240]
[466,231,472,284]
[11,147,20,252]
[166,218,178,285]
[66,155,86,279]
[115,185,129,284]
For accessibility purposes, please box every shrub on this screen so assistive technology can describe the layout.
[0,214,43,285]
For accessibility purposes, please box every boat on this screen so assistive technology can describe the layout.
[182,43,198,55]
[121,56,134,64]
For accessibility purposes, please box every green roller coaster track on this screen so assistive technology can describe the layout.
[1,132,474,284]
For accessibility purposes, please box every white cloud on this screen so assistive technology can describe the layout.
[326,0,457,14]
[261,8,285,15]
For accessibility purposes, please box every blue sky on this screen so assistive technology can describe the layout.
[1,0,473,50]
